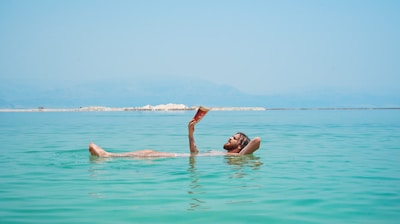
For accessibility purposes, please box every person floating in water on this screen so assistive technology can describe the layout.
[89,119,261,157]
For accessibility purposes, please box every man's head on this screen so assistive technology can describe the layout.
[223,132,250,153]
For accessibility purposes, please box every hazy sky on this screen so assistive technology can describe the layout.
[1,0,399,95]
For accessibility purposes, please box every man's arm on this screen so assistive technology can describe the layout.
[239,137,261,155]
[188,119,199,154]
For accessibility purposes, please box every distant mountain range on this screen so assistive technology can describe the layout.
[0,77,399,108]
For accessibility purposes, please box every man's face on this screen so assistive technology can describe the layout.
[223,133,242,150]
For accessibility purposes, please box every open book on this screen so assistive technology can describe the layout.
[192,106,210,123]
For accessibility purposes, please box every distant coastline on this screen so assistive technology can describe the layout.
[0,103,399,112]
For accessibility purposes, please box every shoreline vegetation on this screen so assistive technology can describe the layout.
[0,103,399,112]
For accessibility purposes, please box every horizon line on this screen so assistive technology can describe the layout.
[1,106,399,112]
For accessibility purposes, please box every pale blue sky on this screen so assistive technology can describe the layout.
[1,0,399,95]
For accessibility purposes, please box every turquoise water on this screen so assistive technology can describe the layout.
[0,110,399,223]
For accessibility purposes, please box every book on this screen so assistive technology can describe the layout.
[192,106,210,123]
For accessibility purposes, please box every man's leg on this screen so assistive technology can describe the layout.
[89,143,111,157]
[88,143,176,157]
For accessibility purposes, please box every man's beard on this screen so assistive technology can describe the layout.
[223,143,236,150]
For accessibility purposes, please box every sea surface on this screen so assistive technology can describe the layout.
[0,109,399,223]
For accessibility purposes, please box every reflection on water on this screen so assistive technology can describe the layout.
[187,156,209,211]
[186,155,264,210]
[87,154,264,211]
[89,156,109,164]
[87,156,111,182]
[224,154,263,168]
[225,155,263,179]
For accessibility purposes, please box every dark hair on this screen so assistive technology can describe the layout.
[237,132,250,149]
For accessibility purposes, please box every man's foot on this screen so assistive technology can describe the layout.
[88,143,110,157]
